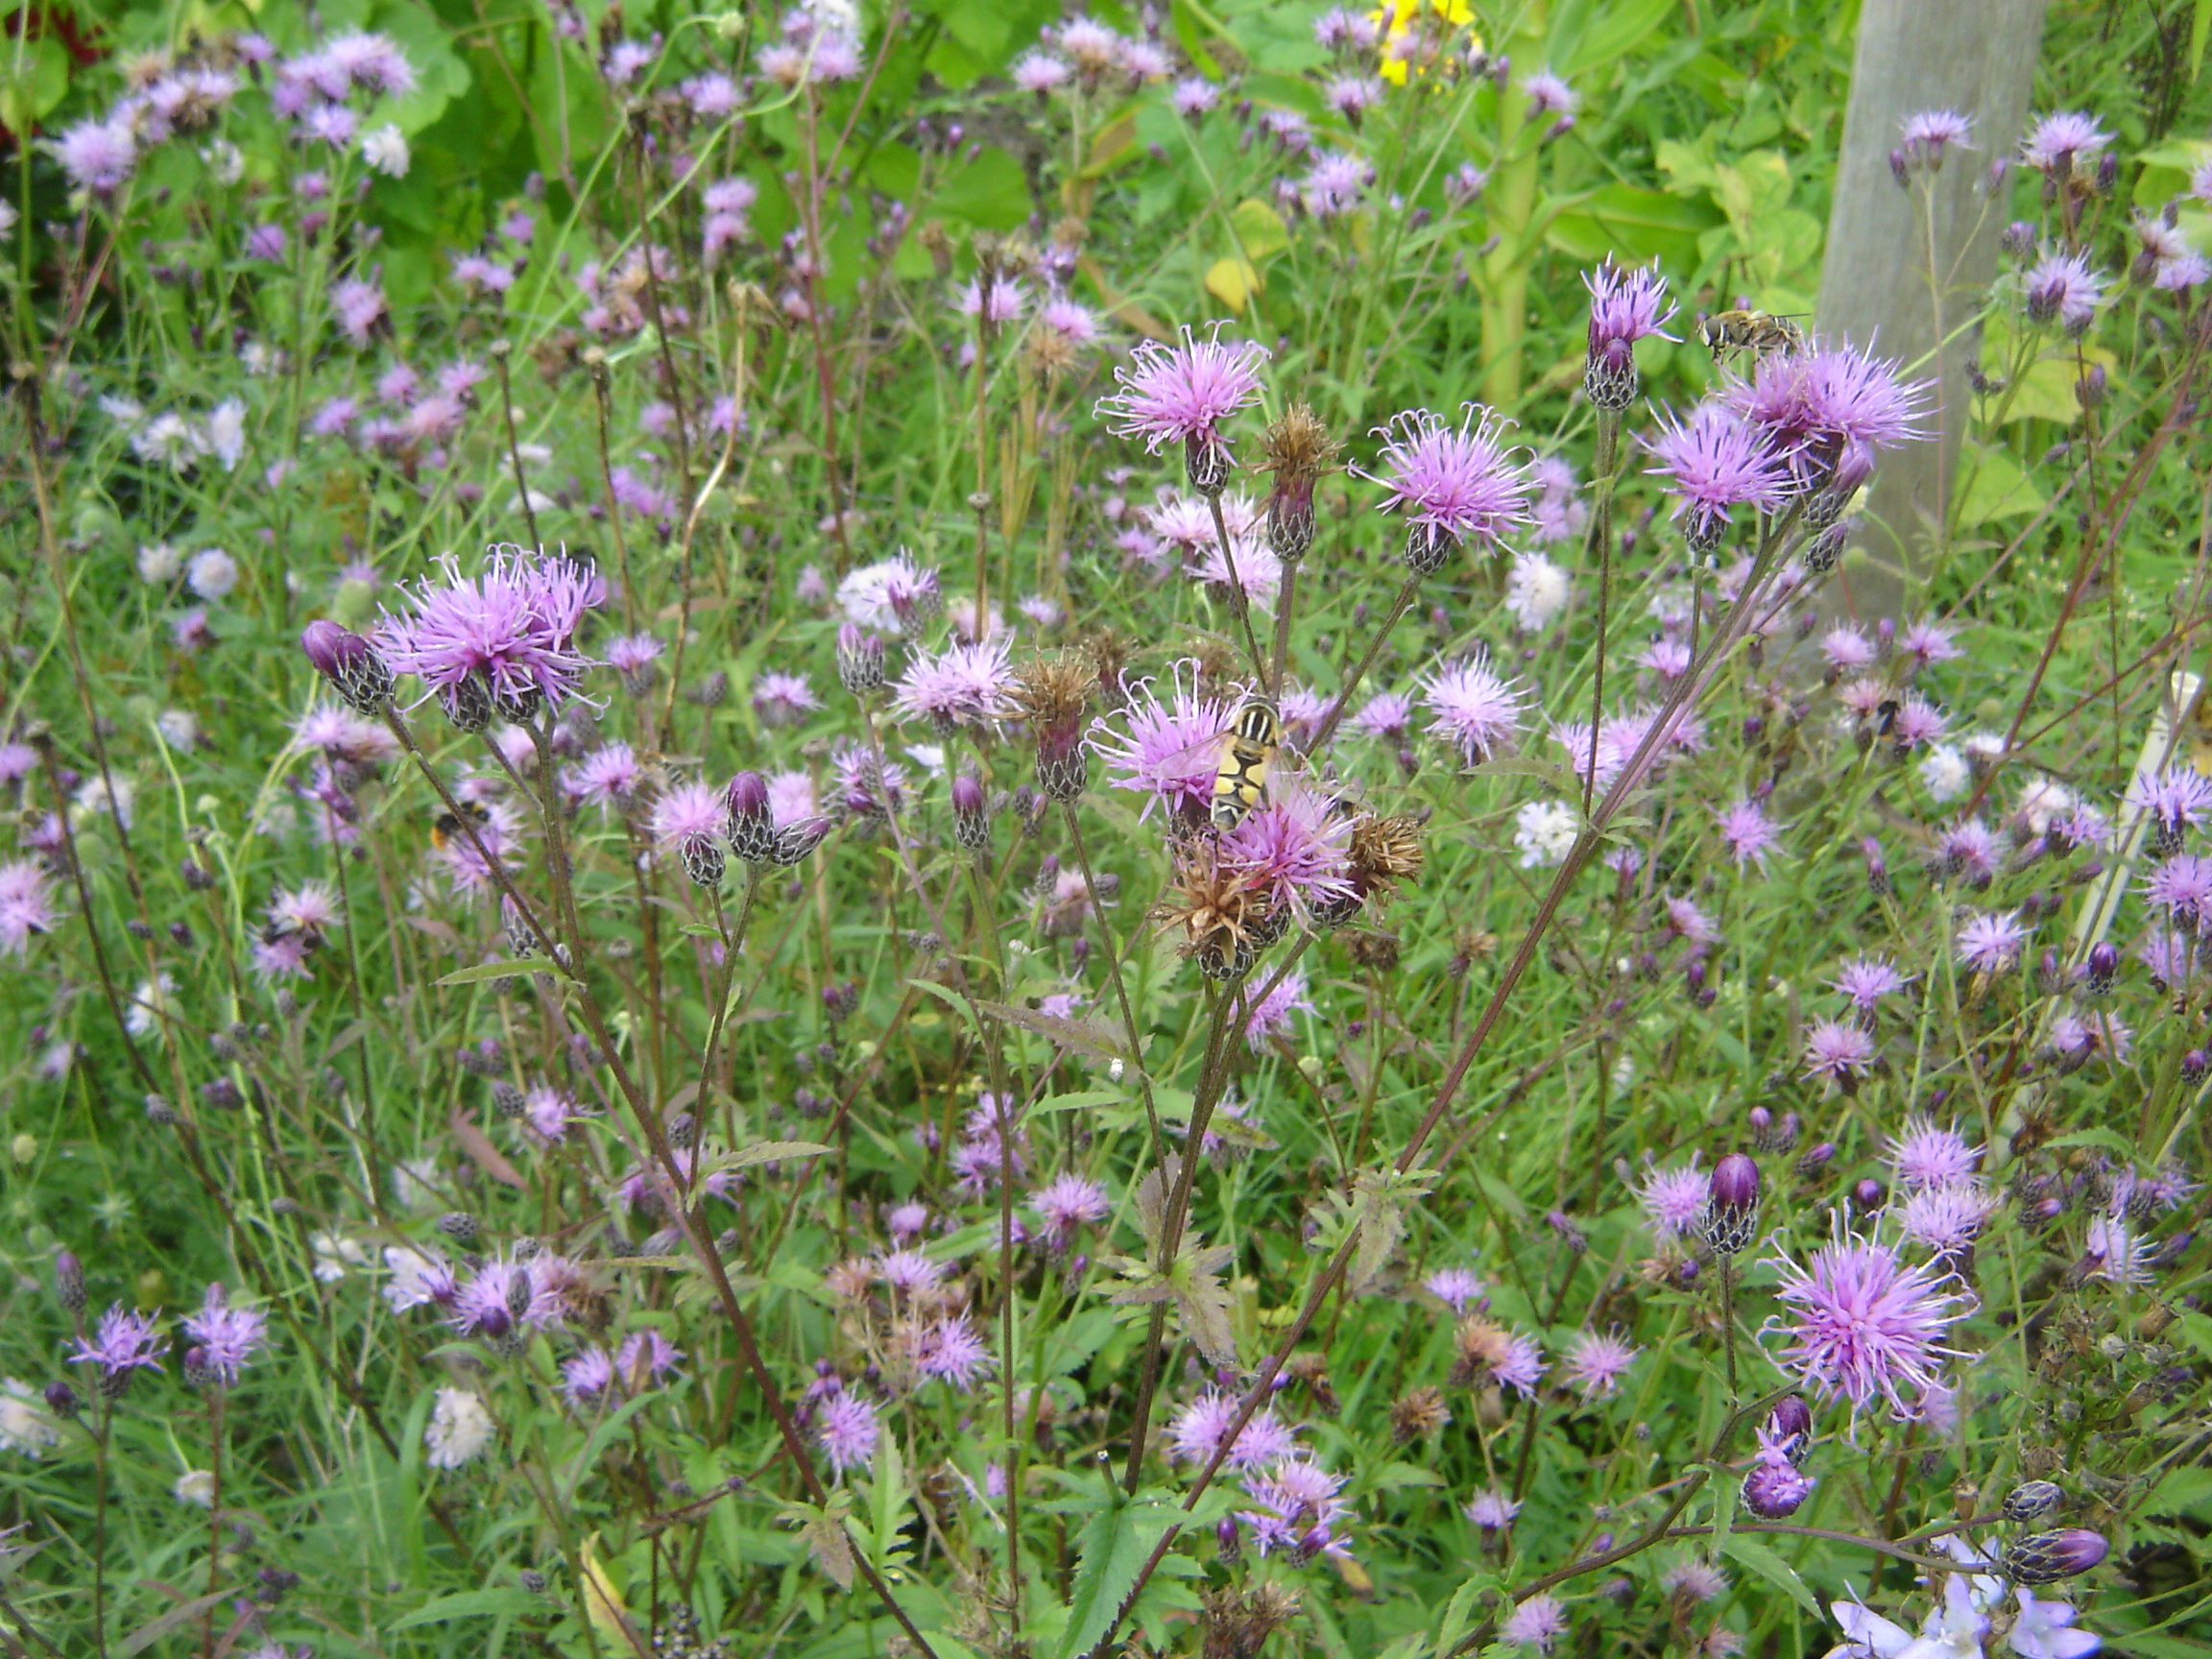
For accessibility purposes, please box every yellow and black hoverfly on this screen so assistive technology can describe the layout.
[1697,309,1807,362]
[429,801,493,851]
[1210,696,1283,831]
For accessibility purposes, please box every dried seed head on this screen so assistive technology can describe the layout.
[1014,651,1097,801]
[1285,1350,1339,1415]
[1257,403,1342,486]
[1348,812,1426,903]
[1389,1383,1452,1443]
[1079,627,1135,709]
[1153,844,1269,978]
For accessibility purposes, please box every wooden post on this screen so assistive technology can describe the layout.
[1815,0,2049,621]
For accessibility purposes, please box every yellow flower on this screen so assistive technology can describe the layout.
[1373,0,1479,86]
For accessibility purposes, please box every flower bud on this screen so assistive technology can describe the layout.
[44,1379,81,1418]
[835,624,885,694]
[769,816,834,866]
[1743,1458,1814,1518]
[301,620,394,713]
[952,770,991,853]
[1889,147,1911,187]
[2004,1479,2064,1521]
[1851,1176,1886,1214]
[2002,1528,2107,1585]
[1703,1153,1761,1254]
[54,1249,85,1314]
[2083,940,2117,995]
[1767,1395,1815,1462]
[1794,1142,1837,1180]
[2183,1049,2209,1084]
[726,770,776,863]
[1215,1515,1241,1564]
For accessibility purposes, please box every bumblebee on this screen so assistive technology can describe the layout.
[1697,309,1807,362]
[429,801,493,850]
[1210,696,1282,831]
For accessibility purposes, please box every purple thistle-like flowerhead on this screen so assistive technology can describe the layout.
[1829,955,1907,1014]
[1169,1389,1299,1469]
[377,546,604,723]
[1011,49,1070,94]
[893,636,1015,733]
[70,1303,168,1394]
[1743,1453,1816,1518]
[1644,403,1792,552]
[1887,1115,1982,1190]
[1365,404,1531,570]
[1733,343,1931,493]
[1803,1019,1877,1089]
[1219,773,1358,920]
[1172,75,1220,117]
[1300,150,1375,219]
[301,619,396,712]
[0,859,60,956]
[1237,1455,1355,1561]
[1029,1172,1111,1239]
[562,1347,616,1407]
[1637,1158,1708,1238]
[2144,854,2212,933]
[1900,108,1974,160]
[571,741,642,808]
[1095,324,1269,492]
[2127,764,2212,854]
[2020,111,2110,177]
[1896,1183,1995,1257]
[1564,1328,1641,1396]
[2003,1529,2109,1586]
[1583,260,1678,407]
[2024,252,2106,335]
[1087,660,1234,823]
[52,115,137,194]
[814,1390,878,1476]
[1717,798,1782,869]
[1423,1266,1485,1311]
[1420,653,1529,766]
[1464,1487,1522,1531]
[1956,909,2028,974]
[912,1314,994,1389]
[181,1283,268,1386]
[1243,966,1315,1050]
[1501,1595,1568,1652]
[1764,1214,1973,1420]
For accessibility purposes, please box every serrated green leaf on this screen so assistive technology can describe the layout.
[2147,1464,2212,1521]
[1056,1494,1182,1659]
[1721,1534,1820,1618]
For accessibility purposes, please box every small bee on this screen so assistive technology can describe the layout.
[1697,309,1807,362]
[1210,696,1282,831]
[429,800,493,851]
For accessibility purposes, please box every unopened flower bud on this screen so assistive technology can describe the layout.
[1863,836,1889,896]
[1794,1142,1836,1180]
[301,620,394,713]
[770,815,833,866]
[54,1250,85,1313]
[2003,1528,2107,1585]
[438,1211,480,1242]
[726,770,776,863]
[1767,1394,1815,1462]
[1703,1153,1761,1254]
[1743,1458,1815,1518]
[836,623,885,694]
[1215,1515,1241,1564]
[2083,941,2117,995]
[2004,1479,2064,1521]
[952,770,990,853]
[1851,1176,1886,1214]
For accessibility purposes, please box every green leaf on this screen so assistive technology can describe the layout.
[1721,1535,1821,1619]
[2146,1465,2212,1521]
[1546,182,1723,269]
[434,957,537,987]
[717,1140,832,1170]
[1056,1493,1183,1659]
[931,146,1033,230]
[908,976,986,1042]
[1954,443,2047,527]
[0,36,69,132]
[1550,0,1675,79]
[390,1589,544,1627]
[2193,1,2212,82]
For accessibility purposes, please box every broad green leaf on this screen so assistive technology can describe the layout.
[933,145,1033,230]
[0,36,68,132]
[1551,0,1674,79]
[1546,182,1723,269]
[1955,444,2046,527]
[2146,1464,2212,1521]
[1721,1535,1821,1619]
[1056,1494,1182,1659]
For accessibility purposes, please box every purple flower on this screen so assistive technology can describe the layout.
[1502,1595,1567,1652]
[331,276,389,347]
[911,1314,994,1389]
[652,780,726,882]
[1300,151,1374,219]
[562,1347,615,1407]
[1637,1159,1708,1238]
[52,115,137,193]
[814,1390,878,1476]
[1323,74,1383,119]
[1243,966,1314,1049]
[1718,797,1782,869]
[570,742,642,808]
[1900,617,1962,668]
[1803,1019,1877,1088]
[1564,1329,1640,1396]
[893,636,1014,732]
[2024,252,2106,334]
[1088,660,1233,822]
[377,545,603,723]
[1464,1488,1522,1532]
[1219,773,1358,918]
[1887,1115,1982,1190]
[1765,1216,1973,1419]
[1171,75,1220,116]
[1584,261,1677,407]
[2020,111,2110,176]
[1365,404,1531,569]
[1830,955,1906,1014]
[181,1284,267,1385]
[1353,689,1414,739]
[1029,1172,1110,1242]
[1956,909,2028,974]
[1523,70,1578,117]
[1011,49,1070,94]
[1900,108,1975,164]
[1644,403,1792,552]
[752,670,823,728]
[1095,324,1269,491]
[0,859,60,956]
[70,1304,166,1392]
[2008,1588,2101,1659]
[1420,653,1528,765]
[1237,1455,1355,1561]
[1897,1183,1995,1256]
[523,1085,589,1143]
[1423,1266,1485,1311]
[1733,343,1931,489]
[2127,764,2212,853]
[2144,854,2212,932]
[1169,1390,1299,1468]
[958,275,1027,325]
